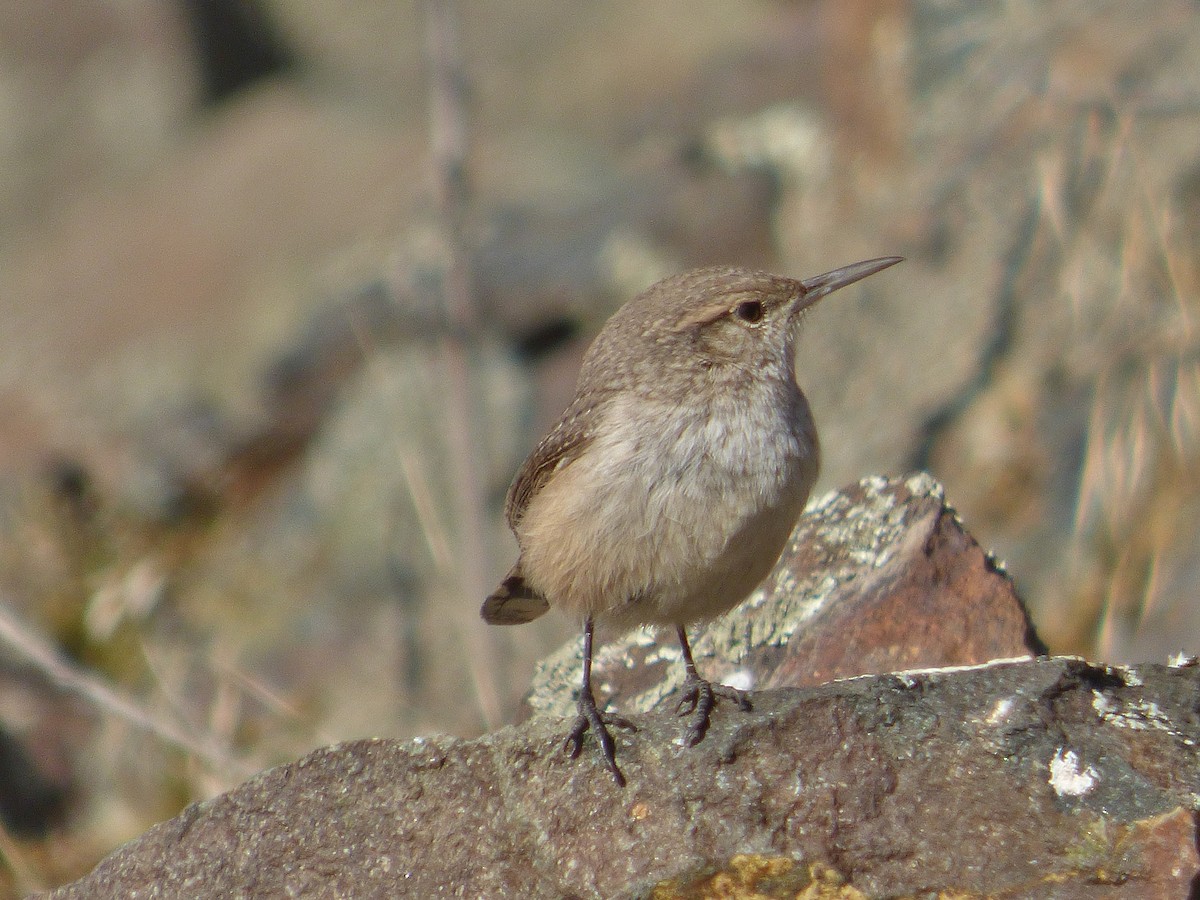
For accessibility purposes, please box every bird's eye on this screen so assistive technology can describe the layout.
[733,300,765,323]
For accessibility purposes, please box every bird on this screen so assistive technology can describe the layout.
[482,257,903,784]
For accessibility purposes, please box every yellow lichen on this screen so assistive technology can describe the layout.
[649,855,863,899]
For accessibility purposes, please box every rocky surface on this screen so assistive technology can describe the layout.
[45,656,1200,898]
[43,477,1200,897]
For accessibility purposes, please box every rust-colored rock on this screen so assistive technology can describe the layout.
[764,473,1045,689]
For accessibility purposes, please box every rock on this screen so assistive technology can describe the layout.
[43,656,1200,898]
[529,473,1044,721]
[38,473,1199,896]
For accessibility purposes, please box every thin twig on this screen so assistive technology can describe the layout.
[419,0,501,728]
[0,602,251,777]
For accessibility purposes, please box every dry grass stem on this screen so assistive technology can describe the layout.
[396,447,455,574]
[0,603,249,778]
[419,0,501,729]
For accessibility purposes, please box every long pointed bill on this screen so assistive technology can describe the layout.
[794,256,903,311]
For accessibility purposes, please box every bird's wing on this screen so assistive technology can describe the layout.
[484,396,604,625]
[504,397,599,532]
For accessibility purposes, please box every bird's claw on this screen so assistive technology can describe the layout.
[564,693,636,786]
[676,676,751,746]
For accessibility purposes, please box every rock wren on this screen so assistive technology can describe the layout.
[482,257,903,784]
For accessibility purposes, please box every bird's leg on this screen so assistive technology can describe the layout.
[564,616,636,785]
[675,625,752,746]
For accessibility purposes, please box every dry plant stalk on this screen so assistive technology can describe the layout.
[417,0,501,728]
[0,602,250,777]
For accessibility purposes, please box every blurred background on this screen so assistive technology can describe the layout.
[0,0,1197,892]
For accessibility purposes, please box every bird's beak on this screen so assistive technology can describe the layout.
[794,256,903,312]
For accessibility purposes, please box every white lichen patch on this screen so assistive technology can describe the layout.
[592,627,658,670]
[1113,665,1143,687]
[734,572,839,650]
[862,474,891,494]
[1092,691,1176,732]
[805,485,844,515]
[1049,748,1098,797]
[904,471,944,500]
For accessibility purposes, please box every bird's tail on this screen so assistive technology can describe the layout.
[481,564,550,624]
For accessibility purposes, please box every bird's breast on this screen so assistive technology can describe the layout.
[516,381,818,626]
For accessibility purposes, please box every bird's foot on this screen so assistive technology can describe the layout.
[675,675,752,746]
[564,690,637,786]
